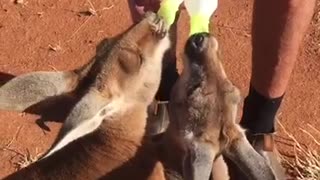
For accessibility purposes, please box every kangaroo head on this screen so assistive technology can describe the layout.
[90,14,169,104]
[35,12,171,158]
[168,33,276,180]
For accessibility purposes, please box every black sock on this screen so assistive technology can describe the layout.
[240,85,284,134]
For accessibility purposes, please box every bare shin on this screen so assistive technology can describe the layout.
[251,0,316,98]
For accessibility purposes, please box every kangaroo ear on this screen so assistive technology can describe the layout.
[0,71,79,112]
[222,90,276,179]
[223,128,276,180]
[182,142,215,180]
[41,89,114,159]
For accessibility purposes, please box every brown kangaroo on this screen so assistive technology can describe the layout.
[2,12,170,180]
[159,33,276,180]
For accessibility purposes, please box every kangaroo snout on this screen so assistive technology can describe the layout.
[186,33,210,56]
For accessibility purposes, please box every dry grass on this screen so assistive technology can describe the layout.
[0,126,43,170]
[278,122,320,180]
[11,148,42,170]
[2,147,42,170]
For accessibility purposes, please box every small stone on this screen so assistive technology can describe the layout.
[15,0,24,4]
[78,8,97,17]
[48,44,62,52]
[37,12,44,17]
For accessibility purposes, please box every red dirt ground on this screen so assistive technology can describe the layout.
[0,0,319,178]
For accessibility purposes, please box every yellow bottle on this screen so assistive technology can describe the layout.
[157,0,184,27]
[157,0,218,35]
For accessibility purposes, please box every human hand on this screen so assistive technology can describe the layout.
[134,0,161,16]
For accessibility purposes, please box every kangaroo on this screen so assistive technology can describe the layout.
[3,12,170,180]
[159,33,276,180]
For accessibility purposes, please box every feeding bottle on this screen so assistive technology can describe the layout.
[157,0,184,27]
[184,0,218,35]
[157,0,218,35]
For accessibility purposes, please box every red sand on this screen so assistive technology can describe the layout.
[0,0,319,178]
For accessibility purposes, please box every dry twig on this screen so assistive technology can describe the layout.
[278,121,320,180]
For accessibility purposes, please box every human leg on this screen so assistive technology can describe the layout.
[241,0,316,134]
[228,0,316,179]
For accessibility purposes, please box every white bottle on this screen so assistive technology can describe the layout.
[184,0,218,35]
